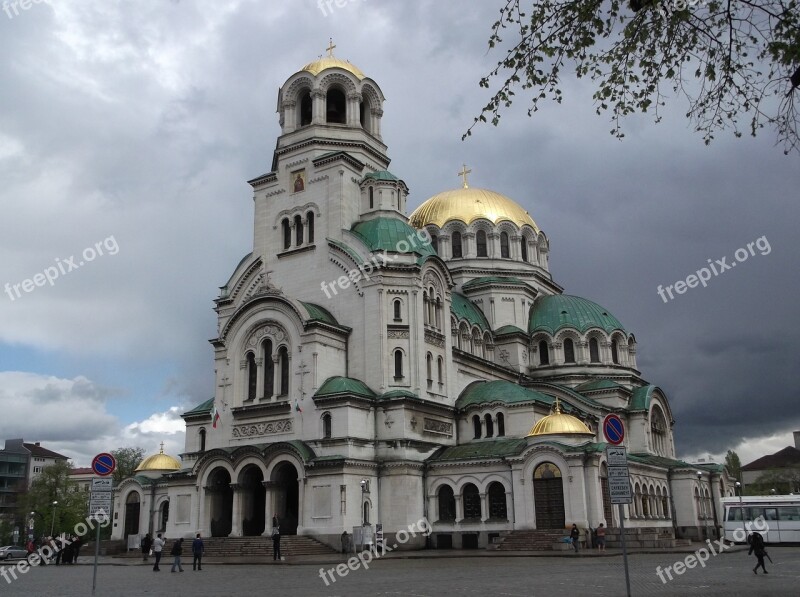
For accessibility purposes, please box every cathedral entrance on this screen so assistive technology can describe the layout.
[533,462,565,529]
[271,461,299,535]
[207,467,233,537]
[240,465,266,537]
[123,492,141,538]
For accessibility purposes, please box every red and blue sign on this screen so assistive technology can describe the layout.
[91,453,117,477]
[603,414,625,445]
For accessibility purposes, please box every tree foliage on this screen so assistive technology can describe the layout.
[111,447,146,486]
[468,0,800,153]
[18,461,87,538]
[725,449,742,480]
[752,465,800,493]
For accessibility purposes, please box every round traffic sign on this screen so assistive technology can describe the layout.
[92,452,117,477]
[603,414,625,445]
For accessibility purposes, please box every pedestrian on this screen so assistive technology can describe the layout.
[341,530,349,554]
[141,533,153,562]
[595,523,606,551]
[55,535,63,565]
[170,538,185,572]
[749,531,768,574]
[72,536,82,563]
[152,532,165,571]
[570,523,580,553]
[271,514,281,561]
[191,533,204,571]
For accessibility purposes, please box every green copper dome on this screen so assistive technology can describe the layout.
[529,295,626,335]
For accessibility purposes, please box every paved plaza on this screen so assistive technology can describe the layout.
[2,547,799,596]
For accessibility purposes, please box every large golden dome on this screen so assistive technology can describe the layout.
[135,445,181,473]
[527,399,592,437]
[409,186,538,231]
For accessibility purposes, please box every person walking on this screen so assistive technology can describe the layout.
[152,533,165,571]
[749,531,768,574]
[141,533,153,562]
[570,523,580,553]
[596,523,606,551]
[271,514,281,561]
[191,533,204,571]
[170,538,185,572]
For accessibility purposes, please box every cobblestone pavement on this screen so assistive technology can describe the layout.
[2,547,799,596]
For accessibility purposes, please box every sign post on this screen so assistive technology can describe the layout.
[603,417,632,597]
[90,453,116,596]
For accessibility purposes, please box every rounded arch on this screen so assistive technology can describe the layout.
[487,481,508,520]
[283,75,316,104]
[318,71,359,95]
[321,411,332,439]
[436,483,456,522]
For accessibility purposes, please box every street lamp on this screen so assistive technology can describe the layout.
[28,511,35,542]
[770,488,776,495]
[50,501,58,537]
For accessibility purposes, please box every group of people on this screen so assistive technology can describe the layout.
[139,515,282,571]
[25,535,82,564]
[569,523,606,552]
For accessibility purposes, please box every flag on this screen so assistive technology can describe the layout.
[211,403,220,428]
[294,400,303,413]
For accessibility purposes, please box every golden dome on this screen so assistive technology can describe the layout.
[409,186,538,231]
[527,399,592,437]
[301,56,365,80]
[135,444,181,472]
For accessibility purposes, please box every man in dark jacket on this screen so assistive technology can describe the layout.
[170,538,184,572]
[272,514,281,561]
[749,532,768,574]
[141,533,153,562]
[191,533,204,571]
[570,524,580,553]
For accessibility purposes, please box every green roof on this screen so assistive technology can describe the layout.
[629,385,656,411]
[627,453,697,470]
[379,389,419,400]
[183,398,214,417]
[281,439,316,462]
[455,380,554,410]
[529,294,626,335]
[576,379,625,393]
[300,301,341,326]
[362,170,399,182]
[315,376,376,399]
[462,276,528,290]
[351,217,437,259]
[327,238,365,266]
[494,324,526,336]
[532,382,604,411]
[450,292,491,332]
[428,438,529,462]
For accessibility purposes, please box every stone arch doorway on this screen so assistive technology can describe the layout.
[124,492,141,537]
[533,462,565,529]
[158,500,170,532]
[271,461,299,535]
[207,467,233,537]
[240,465,266,537]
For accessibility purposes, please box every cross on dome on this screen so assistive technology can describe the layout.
[326,38,336,57]
[458,164,472,189]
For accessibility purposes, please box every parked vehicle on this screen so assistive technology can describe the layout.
[0,545,29,561]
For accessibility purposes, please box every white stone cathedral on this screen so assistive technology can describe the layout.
[111,48,736,550]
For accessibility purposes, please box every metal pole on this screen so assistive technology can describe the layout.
[618,503,632,597]
[92,516,100,595]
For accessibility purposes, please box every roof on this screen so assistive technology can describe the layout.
[450,292,491,332]
[462,276,528,291]
[362,170,399,182]
[494,324,527,336]
[315,376,376,399]
[529,294,626,335]
[408,187,538,230]
[327,238,365,266]
[428,438,529,462]
[455,380,554,410]
[300,301,341,326]
[741,446,800,471]
[183,398,214,417]
[135,447,181,472]
[575,379,625,393]
[301,55,366,80]
[629,385,657,411]
[351,217,437,259]
[23,443,68,460]
[526,400,592,437]
[70,467,94,475]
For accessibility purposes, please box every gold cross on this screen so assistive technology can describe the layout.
[159,441,165,454]
[326,39,336,57]
[458,164,472,189]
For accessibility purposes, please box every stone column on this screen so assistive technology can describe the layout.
[229,484,242,537]
[272,355,280,401]
[255,358,264,401]
[480,493,488,521]
[297,476,306,534]
[281,100,296,134]
[312,90,325,124]
[262,481,277,536]
[455,493,464,522]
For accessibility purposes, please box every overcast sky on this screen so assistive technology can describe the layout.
[1,0,798,468]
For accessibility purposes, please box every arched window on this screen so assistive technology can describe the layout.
[589,338,600,363]
[426,353,433,387]
[651,405,668,456]
[199,428,206,452]
[538,340,550,365]
[322,413,332,439]
[282,218,291,250]
[369,187,374,209]
[393,299,402,321]
[452,231,462,258]
[497,413,505,437]
[437,356,444,386]
[484,413,494,438]
[360,100,369,131]
[363,501,370,524]
[299,91,312,127]
[326,88,346,123]
[521,237,528,262]
[397,194,401,210]
[278,346,289,396]
[393,350,403,379]
[431,235,438,253]
[307,212,315,244]
[262,339,274,399]
[438,485,456,522]
[463,484,481,520]
[611,339,619,364]
[500,232,510,258]
[476,230,488,257]
[294,214,303,246]
[472,414,481,439]
[488,482,507,520]
[246,352,257,401]
[564,338,576,363]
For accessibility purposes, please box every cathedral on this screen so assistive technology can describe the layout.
[111,48,736,550]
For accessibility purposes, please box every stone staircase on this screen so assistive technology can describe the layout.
[201,535,336,558]
[493,527,683,551]
[493,530,568,551]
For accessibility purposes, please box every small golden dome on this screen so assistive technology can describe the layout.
[409,187,538,231]
[134,444,181,472]
[527,399,592,437]
[301,56,365,80]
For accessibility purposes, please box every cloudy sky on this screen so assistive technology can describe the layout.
[1,0,798,468]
